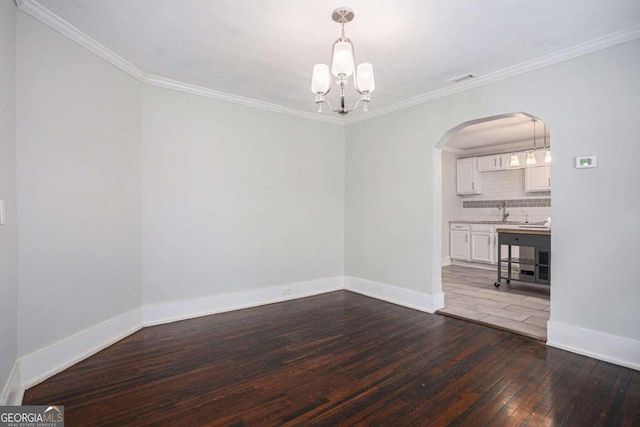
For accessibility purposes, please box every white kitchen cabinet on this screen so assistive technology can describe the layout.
[476,155,506,172]
[471,231,493,263]
[450,226,470,261]
[456,158,481,195]
[525,165,551,192]
[449,222,527,268]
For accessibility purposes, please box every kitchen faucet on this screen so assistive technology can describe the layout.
[498,201,509,222]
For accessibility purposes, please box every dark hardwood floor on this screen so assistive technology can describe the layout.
[24,291,639,426]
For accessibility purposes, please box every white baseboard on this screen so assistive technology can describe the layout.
[0,360,23,405]
[142,277,344,327]
[16,278,343,391]
[344,276,444,313]
[19,308,142,389]
[441,256,452,267]
[450,260,497,271]
[547,321,640,371]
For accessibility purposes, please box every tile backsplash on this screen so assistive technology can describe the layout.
[460,169,551,222]
[463,199,551,208]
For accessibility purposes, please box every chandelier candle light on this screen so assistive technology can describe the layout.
[311,8,375,116]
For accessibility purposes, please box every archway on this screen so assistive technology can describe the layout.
[434,112,552,340]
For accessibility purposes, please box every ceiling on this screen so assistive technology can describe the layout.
[447,114,551,152]
[26,0,640,119]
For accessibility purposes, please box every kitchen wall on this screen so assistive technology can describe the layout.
[141,85,345,306]
[0,0,18,404]
[346,38,640,367]
[460,167,551,222]
[16,12,143,357]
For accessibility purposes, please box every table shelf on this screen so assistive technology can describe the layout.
[495,230,550,288]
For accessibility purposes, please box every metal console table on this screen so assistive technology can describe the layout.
[495,228,551,288]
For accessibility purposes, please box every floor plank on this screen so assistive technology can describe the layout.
[440,265,550,340]
[23,291,639,426]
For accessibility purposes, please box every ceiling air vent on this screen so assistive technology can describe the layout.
[445,74,475,84]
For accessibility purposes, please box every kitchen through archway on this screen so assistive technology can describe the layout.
[436,112,552,341]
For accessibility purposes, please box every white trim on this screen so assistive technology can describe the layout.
[344,276,444,314]
[16,0,146,81]
[19,308,142,389]
[441,146,464,154]
[345,24,640,125]
[0,360,23,405]
[144,75,343,126]
[450,260,497,271]
[441,256,452,267]
[547,321,640,371]
[143,277,343,327]
[15,0,343,126]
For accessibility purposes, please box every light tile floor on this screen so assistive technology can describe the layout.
[439,264,550,341]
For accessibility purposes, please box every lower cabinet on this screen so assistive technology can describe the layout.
[450,230,470,261]
[471,231,493,263]
[450,223,521,267]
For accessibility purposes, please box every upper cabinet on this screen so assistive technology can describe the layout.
[525,165,551,192]
[456,158,481,195]
[476,155,506,172]
[456,152,550,194]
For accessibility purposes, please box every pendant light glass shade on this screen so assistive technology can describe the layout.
[526,151,537,165]
[356,63,375,92]
[331,41,355,77]
[509,154,520,167]
[542,124,550,163]
[311,64,331,94]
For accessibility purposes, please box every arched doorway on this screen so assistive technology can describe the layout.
[435,112,552,341]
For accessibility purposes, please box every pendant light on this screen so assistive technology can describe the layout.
[526,119,537,165]
[543,123,551,163]
[508,153,520,167]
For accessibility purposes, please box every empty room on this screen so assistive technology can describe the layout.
[1,0,639,425]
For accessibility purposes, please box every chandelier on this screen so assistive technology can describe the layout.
[311,8,375,116]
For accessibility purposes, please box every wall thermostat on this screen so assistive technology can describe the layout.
[575,156,597,168]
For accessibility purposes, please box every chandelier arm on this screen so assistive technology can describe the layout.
[315,98,343,114]
[349,98,363,112]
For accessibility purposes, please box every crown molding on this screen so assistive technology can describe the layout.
[16,0,343,126]
[144,75,344,125]
[16,0,640,128]
[16,0,146,81]
[345,24,640,125]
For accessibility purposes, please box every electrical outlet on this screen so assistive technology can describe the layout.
[283,287,292,296]
[0,200,4,225]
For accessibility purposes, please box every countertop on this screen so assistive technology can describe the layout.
[449,220,546,226]
[496,228,551,236]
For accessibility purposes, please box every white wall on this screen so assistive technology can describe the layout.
[16,12,142,357]
[141,85,344,305]
[346,40,640,348]
[0,0,18,402]
[441,150,460,260]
